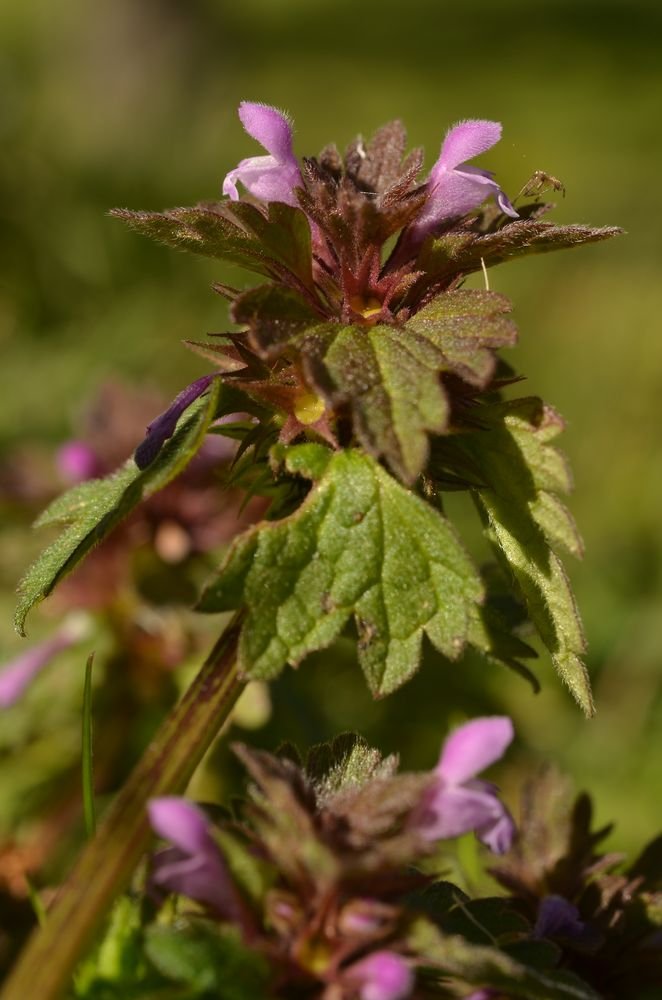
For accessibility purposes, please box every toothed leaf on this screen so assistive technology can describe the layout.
[418,220,623,286]
[411,920,601,1000]
[198,445,483,696]
[15,382,221,635]
[111,200,313,287]
[234,286,515,483]
[434,398,593,714]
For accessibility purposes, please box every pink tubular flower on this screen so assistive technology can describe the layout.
[412,716,516,855]
[0,614,90,708]
[222,101,302,206]
[410,120,517,244]
[148,797,247,926]
[345,950,414,1000]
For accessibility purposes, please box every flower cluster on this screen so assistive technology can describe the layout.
[122,101,616,495]
[125,101,525,467]
[147,718,515,999]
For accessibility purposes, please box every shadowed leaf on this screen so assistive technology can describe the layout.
[434,398,592,714]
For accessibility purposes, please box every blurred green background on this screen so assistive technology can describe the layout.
[1,0,661,893]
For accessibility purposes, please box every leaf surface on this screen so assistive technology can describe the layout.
[435,398,592,714]
[15,382,221,635]
[234,286,516,483]
[417,220,623,288]
[111,200,314,288]
[198,445,483,696]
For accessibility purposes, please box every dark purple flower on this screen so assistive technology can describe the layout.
[57,441,101,483]
[0,614,90,708]
[148,797,246,925]
[222,102,302,206]
[345,950,414,1000]
[534,895,601,950]
[412,717,516,854]
[134,373,220,470]
[410,120,517,244]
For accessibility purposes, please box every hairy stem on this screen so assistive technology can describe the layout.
[2,615,244,1000]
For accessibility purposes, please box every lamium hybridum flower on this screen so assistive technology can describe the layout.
[410,119,518,245]
[411,716,516,854]
[222,102,301,206]
[148,797,249,927]
[129,101,525,470]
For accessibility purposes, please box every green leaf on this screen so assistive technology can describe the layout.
[417,220,623,287]
[434,398,593,714]
[110,205,269,274]
[403,289,517,388]
[227,200,314,288]
[74,895,148,997]
[198,445,483,696]
[144,921,269,1000]
[306,733,398,800]
[235,286,515,484]
[15,381,221,635]
[111,200,314,289]
[411,920,601,1000]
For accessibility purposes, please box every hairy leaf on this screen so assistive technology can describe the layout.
[15,382,221,635]
[307,733,398,801]
[111,200,314,288]
[417,220,623,288]
[411,920,601,1000]
[434,398,592,714]
[234,286,515,483]
[198,444,483,696]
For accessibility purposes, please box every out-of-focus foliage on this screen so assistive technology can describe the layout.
[1,0,661,978]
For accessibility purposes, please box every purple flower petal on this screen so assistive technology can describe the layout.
[57,441,101,483]
[475,800,516,855]
[0,616,90,708]
[134,373,220,470]
[408,119,517,245]
[222,102,301,206]
[347,951,414,1000]
[148,797,215,856]
[438,717,514,784]
[238,101,295,162]
[148,797,246,923]
[410,717,515,853]
[534,896,588,941]
[416,783,507,842]
[433,120,503,174]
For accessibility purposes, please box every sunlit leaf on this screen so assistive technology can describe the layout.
[15,382,221,635]
[198,444,483,696]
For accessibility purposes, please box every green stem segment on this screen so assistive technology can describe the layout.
[2,616,244,1000]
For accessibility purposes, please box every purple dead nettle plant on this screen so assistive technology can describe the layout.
[6,97,623,1000]
[147,718,515,999]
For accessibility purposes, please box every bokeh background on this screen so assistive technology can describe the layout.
[1,0,661,962]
